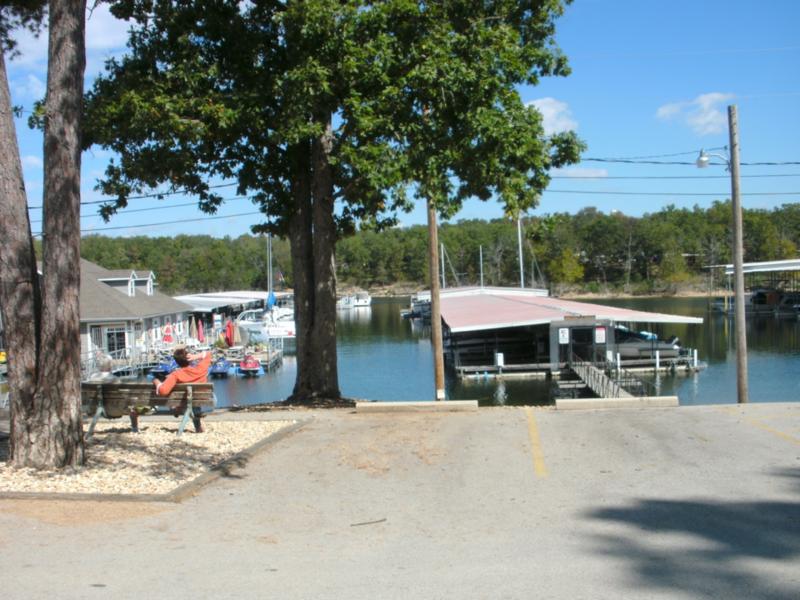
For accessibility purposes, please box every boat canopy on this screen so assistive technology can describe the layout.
[174,291,291,313]
[439,288,702,334]
[706,258,800,276]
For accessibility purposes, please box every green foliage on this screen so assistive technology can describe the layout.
[549,248,584,284]
[81,234,292,294]
[80,202,800,294]
[0,0,45,52]
[84,0,582,235]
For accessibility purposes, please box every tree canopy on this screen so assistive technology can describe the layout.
[84,0,583,402]
[79,203,800,296]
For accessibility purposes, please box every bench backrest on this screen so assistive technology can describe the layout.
[82,382,215,418]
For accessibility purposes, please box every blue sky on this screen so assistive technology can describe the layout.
[8,0,800,238]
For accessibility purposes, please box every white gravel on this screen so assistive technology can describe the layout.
[0,420,295,495]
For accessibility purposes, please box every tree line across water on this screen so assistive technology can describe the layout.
[82,201,800,296]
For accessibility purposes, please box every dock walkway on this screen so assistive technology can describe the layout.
[567,362,633,399]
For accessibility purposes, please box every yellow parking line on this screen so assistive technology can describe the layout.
[744,417,800,446]
[524,407,548,478]
[715,406,800,446]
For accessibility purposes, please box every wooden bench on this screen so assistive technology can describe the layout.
[81,382,216,439]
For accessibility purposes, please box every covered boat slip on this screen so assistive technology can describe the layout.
[174,290,292,314]
[707,258,800,315]
[438,287,703,377]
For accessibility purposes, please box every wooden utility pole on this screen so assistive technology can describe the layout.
[728,105,749,403]
[427,199,446,400]
[517,217,525,288]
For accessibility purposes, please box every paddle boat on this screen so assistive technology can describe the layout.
[209,355,232,378]
[149,356,178,380]
[238,354,262,377]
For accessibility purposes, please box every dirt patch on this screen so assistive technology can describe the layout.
[334,414,447,476]
[0,499,173,526]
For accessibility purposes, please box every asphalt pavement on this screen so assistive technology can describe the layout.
[1,403,799,599]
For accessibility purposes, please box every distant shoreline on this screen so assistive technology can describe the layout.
[358,285,725,300]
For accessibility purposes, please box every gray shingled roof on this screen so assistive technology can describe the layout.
[99,268,153,279]
[81,259,191,321]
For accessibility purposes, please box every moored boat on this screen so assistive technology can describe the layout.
[236,307,296,350]
[711,288,800,316]
[238,354,261,377]
[209,356,232,378]
[337,291,372,309]
[149,357,178,379]
[613,326,681,359]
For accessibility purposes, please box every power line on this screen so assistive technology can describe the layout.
[26,184,800,230]
[26,182,239,210]
[591,147,727,160]
[33,210,263,237]
[583,157,800,166]
[545,189,800,197]
[583,158,708,165]
[29,195,253,225]
[551,173,800,180]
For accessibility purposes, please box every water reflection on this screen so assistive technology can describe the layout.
[211,296,800,408]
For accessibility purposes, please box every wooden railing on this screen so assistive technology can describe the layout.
[570,357,633,399]
[568,353,661,399]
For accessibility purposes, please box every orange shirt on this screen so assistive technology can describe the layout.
[155,351,212,396]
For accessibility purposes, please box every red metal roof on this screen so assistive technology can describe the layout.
[438,288,703,333]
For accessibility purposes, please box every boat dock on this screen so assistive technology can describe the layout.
[437,287,704,382]
[566,362,634,398]
[82,344,284,380]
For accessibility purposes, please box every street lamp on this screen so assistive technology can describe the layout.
[696,105,748,404]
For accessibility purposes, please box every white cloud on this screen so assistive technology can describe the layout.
[24,180,42,197]
[7,5,131,70]
[550,167,608,178]
[86,5,132,52]
[528,97,578,135]
[22,155,43,169]
[656,92,735,135]
[12,74,46,100]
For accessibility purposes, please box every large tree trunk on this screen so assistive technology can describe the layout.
[33,0,87,466]
[3,0,87,468]
[308,115,339,398]
[287,140,315,400]
[0,52,43,465]
[286,115,341,404]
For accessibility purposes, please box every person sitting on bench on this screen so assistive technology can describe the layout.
[153,348,213,432]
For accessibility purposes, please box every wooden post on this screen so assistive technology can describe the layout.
[428,199,446,400]
[728,105,749,404]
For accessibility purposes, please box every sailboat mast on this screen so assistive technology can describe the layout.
[479,245,484,288]
[440,242,446,289]
[517,217,524,288]
[267,233,273,294]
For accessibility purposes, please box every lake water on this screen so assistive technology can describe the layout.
[212,297,800,408]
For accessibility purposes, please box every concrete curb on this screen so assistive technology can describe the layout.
[555,396,679,410]
[0,417,312,504]
[356,400,478,413]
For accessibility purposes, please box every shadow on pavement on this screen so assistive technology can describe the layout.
[586,468,800,599]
